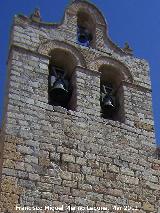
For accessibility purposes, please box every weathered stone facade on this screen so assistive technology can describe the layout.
[0,1,160,212]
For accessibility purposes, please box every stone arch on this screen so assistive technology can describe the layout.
[89,56,133,83]
[67,1,106,27]
[64,1,108,50]
[38,40,87,68]
[77,8,96,48]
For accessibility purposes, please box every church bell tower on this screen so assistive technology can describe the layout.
[0,1,159,212]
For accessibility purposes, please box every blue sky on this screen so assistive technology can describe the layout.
[0,0,160,145]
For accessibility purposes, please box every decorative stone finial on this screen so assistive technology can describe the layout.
[30,8,41,22]
[123,42,133,55]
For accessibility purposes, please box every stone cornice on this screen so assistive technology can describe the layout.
[7,44,51,65]
[122,81,152,93]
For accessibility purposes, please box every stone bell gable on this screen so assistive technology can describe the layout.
[0,1,159,212]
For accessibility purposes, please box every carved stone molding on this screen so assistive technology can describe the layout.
[38,40,87,68]
[67,0,106,26]
[88,56,133,83]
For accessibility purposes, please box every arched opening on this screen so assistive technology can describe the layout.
[99,65,125,122]
[48,49,77,110]
[77,9,96,48]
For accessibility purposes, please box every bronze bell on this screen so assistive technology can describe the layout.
[100,84,116,118]
[50,78,69,105]
[78,31,88,43]
[103,95,115,108]
[77,26,92,47]
[49,66,70,107]
[52,79,68,92]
